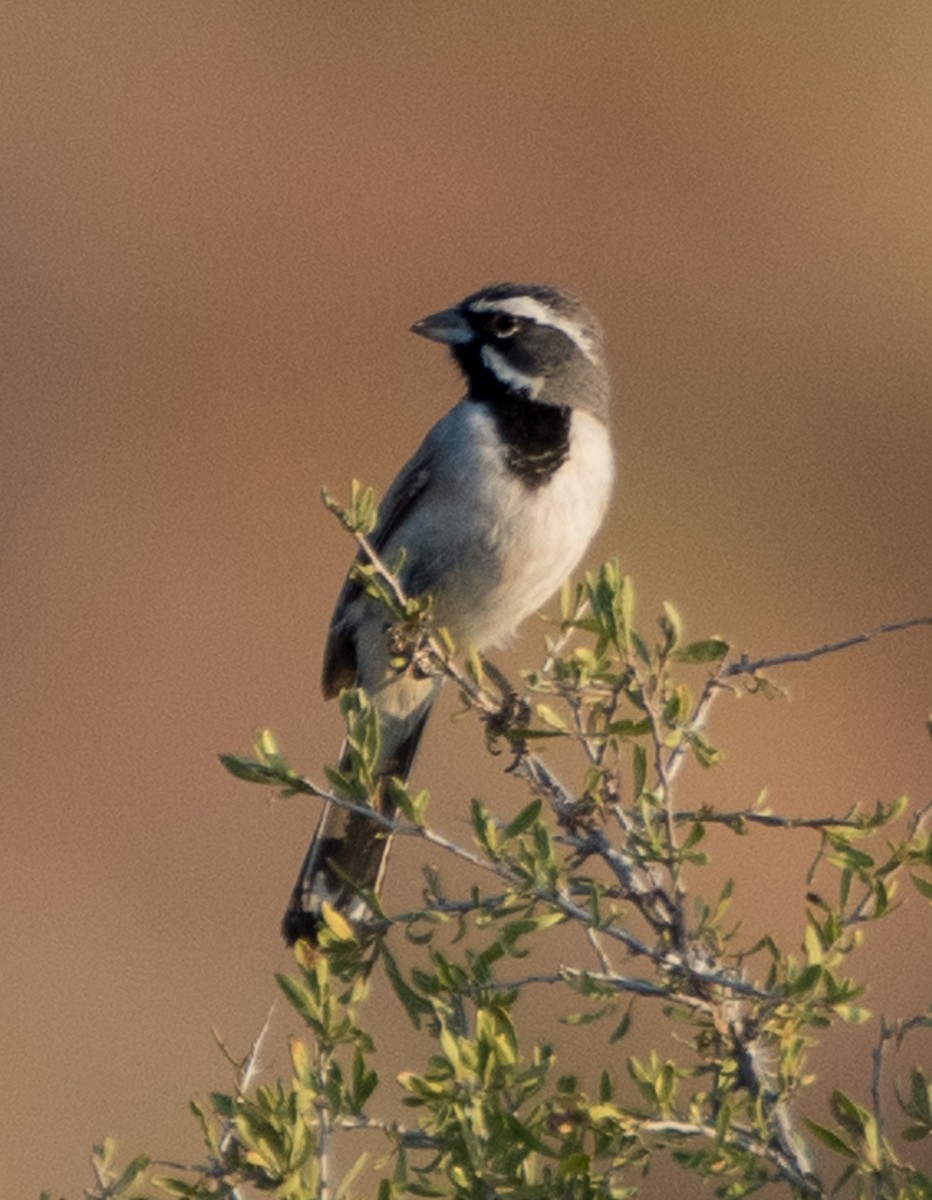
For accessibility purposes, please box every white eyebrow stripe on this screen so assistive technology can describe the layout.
[470,295,597,362]
[480,344,543,397]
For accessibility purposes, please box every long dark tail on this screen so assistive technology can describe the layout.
[281,708,432,946]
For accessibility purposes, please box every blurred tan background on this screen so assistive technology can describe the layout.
[2,3,930,1196]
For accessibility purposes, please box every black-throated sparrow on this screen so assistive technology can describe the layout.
[282,283,615,945]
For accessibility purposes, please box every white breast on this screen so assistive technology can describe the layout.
[409,403,615,649]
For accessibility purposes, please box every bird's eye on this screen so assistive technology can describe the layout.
[486,311,520,338]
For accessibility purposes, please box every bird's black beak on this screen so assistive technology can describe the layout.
[410,305,474,345]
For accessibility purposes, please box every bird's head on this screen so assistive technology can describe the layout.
[411,282,610,418]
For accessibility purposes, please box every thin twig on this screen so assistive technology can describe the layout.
[218,1006,276,1157]
[871,1017,892,1145]
[666,615,931,790]
[337,1114,439,1149]
[500,967,709,1007]
[316,1039,332,1200]
[586,925,613,975]
[673,808,881,831]
[637,1118,822,1196]
[239,1005,274,1094]
[581,827,677,935]
[721,616,931,679]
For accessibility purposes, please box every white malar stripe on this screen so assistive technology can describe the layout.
[480,344,543,397]
[470,295,597,362]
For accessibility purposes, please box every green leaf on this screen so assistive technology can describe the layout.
[321,902,356,942]
[254,727,287,767]
[657,1061,678,1109]
[609,1008,632,1043]
[559,1150,592,1179]
[714,1097,732,1144]
[830,1089,873,1141]
[910,872,932,901]
[608,718,652,738]
[536,703,568,731]
[833,1003,871,1024]
[379,942,432,1029]
[110,1154,151,1194]
[631,629,651,664]
[209,1090,235,1117]
[872,876,890,917]
[348,1049,376,1109]
[218,753,283,785]
[659,601,683,652]
[804,1119,856,1158]
[335,1151,371,1200]
[685,730,723,768]
[906,1068,932,1124]
[674,637,730,664]
[505,911,565,938]
[789,963,822,995]
[151,1175,201,1197]
[560,1003,615,1026]
[839,867,852,910]
[323,480,380,535]
[824,832,875,872]
[275,973,318,1026]
[632,743,647,801]
[386,777,430,826]
[471,797,500,857]
[619,573,635,646]
[505,798,543,839]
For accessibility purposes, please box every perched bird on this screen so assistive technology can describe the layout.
[282,282,615,945]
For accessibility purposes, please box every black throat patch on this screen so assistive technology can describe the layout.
[476,395,571,489]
